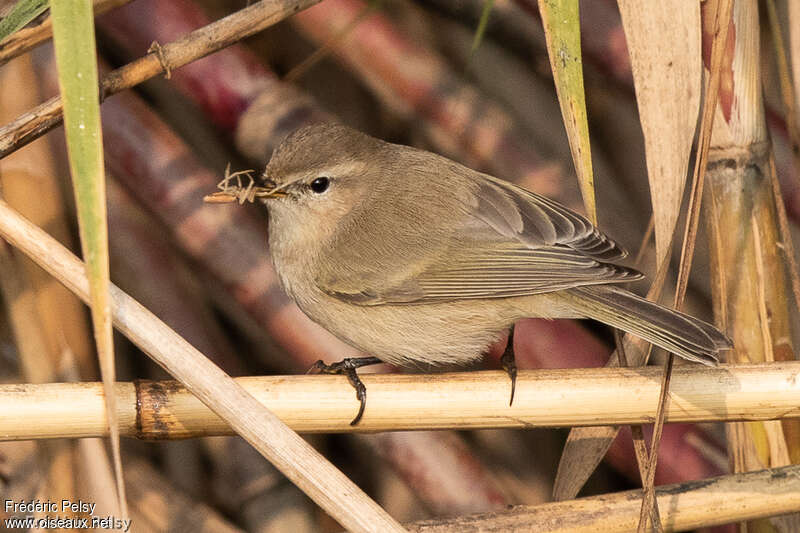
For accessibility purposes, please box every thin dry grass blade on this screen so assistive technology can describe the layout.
[613,330,660,530]
[553,229,670,501]
[617,0,701,264]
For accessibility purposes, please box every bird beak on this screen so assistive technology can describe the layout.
[203,172,287,204]
[259,177,288,199]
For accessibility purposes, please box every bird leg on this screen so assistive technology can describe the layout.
[307,356,383,425]
[500,325,518,406]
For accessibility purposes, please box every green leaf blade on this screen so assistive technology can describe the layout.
[50,0,126,518]
[0,0,48,44]
[538,0,596,225]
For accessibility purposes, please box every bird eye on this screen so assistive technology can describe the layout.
[309,177,330,194]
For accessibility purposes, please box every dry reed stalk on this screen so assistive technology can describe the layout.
[98,0,278,133]
[764,1,800,325]
[1,363,798,439]
[503,0,800,234]
[98,0,336,160]
[0,199,405,532]
[634,0,734,527]
[703,1,800,531]
[406,463,800,533]
[569,0,800,229]
[0,0,323,158]
[553,240,693,500]
[0,0,129,66]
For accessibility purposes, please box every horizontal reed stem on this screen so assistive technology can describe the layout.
[3,362,799,439]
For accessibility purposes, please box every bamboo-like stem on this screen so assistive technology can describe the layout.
[0,199,405,532]
[705,2,800,530]
[407,463,800,532]
[0,0,322,159]
[1,363,799,440]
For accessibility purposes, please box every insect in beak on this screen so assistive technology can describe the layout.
[203,166,287,204]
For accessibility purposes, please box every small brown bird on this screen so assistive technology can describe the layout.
[207,123,731,424]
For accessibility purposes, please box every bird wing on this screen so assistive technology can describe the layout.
[316,175,639,306]
[473,176,628,261]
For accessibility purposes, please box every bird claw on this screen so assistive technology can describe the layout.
[306,357,382,425]
[501,326,518,406]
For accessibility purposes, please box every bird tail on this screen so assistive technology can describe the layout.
[564,285,731,365]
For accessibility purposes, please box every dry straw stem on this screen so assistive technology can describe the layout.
[636,1,734,528]
[0,198,405,532]
[0,0,129,67]
[407,463,800,533]
[2,362,799,440]
[706,1,800,529]
[0,0,322,159]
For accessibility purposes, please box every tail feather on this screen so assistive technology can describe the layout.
[566,285,731,365]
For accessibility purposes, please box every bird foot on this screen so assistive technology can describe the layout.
[501,327,518,406]
[307,356,383,425]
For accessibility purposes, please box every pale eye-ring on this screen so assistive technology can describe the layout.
[310,177,330,194]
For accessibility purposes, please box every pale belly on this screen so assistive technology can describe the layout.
[294,290,575,367]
